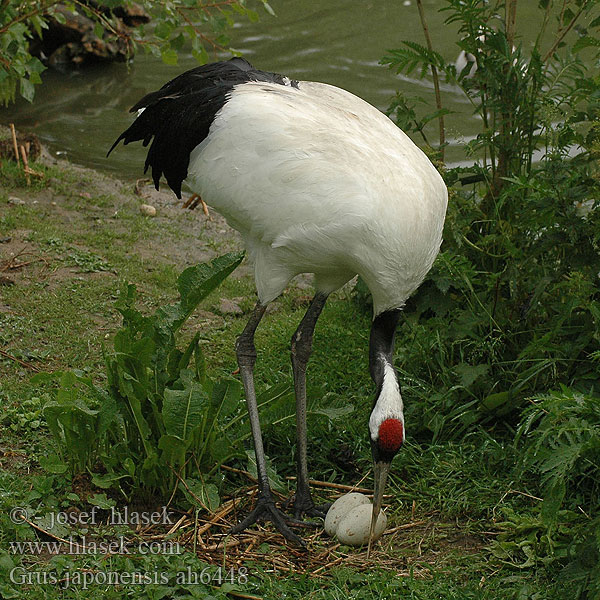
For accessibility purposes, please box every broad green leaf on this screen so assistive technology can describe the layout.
[479,391,510,412]
[572,36,600,53]
[161,48,178,66]
[209,435,233,463]
[262,1,276,16]
[35,514,70,539]
[158,433,186,463]
[39,454,68,474]
[541,479,566,525]
[163,370,208,441]
[93,22,104,39]
[88,493,116,509]
[0,549,16,573]
[181,479,220,511]
[175,252,245,329]
[20,75,35,102]
[92,472,128,489]
[156,251,250,332]
[211,378,243,419]
[179,332,200,374]
[310,404,354,420]
[246,450,285,492]
[456,363,489,387]
[31,371,64,385]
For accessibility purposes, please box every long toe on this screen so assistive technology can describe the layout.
[294,505,328,520]
[229,496,307,548]
[292,492,329,521]
[309,502,332,519]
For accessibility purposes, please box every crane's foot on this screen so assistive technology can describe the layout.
[230,495,312,547]
[291,488,331,520]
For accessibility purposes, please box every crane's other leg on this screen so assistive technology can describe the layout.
[231,301,306,546]
[291,292,329,519]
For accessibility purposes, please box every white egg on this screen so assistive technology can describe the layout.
[324,492,370,536]
[335,504,387,546]
[139,203,156,217]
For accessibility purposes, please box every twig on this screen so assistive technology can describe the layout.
[285,477,382,496]
[10,123,19,165]
[286,477,371,493]
[15,513,128,554]
[415,0,445,161]
[1,248,49,272]
[313,555,344,574]
[220,466,286,500]
[20,145,30,185]
[314,543,340,560]
[220,464,254,479]
[225,592,263,600]
[383,520,428,535]
[542,1,589,62]
[197,499,237,536]
[0,349,40,372]
[0,0,55,35]
[200,197,211,218]
[25,166,44,178]
[505,0,518,50]
[165,511,192,536]
[506,489,543,502]
[134,178,151,197]
[3,258,44,270]
[168,466,212,512]
[204,537,244,552]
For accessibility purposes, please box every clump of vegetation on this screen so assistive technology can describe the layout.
[35,252,247,505]
[371,0,600,597]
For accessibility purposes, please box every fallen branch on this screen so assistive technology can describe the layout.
[0,349,40,372]
[285,477,390,497]
[384,520,428,535]
[196,498,238,536]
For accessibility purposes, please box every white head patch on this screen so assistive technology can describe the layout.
[369,362,405,441]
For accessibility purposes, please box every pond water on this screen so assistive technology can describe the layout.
[0,0,584,181]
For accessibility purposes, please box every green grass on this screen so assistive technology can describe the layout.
[0,158,577,599]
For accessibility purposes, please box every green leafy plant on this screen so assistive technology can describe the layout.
[35,370,117,475]
[375,0,600,440]
[37,252,249,501]
[376,5,600,595]
[490,387,600,597]
[517,386,600,526]
[384,0,600,198]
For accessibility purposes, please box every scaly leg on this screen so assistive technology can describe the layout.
[290,292,330,519]
[230,301,306,545]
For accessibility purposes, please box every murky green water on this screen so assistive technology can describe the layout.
[0,0,588,180]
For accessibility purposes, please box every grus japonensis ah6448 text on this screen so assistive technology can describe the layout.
[109,57,448,552]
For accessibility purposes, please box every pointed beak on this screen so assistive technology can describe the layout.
[367,460,390,558]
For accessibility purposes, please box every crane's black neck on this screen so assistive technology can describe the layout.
[369,309,402,395]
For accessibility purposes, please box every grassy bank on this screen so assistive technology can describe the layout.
[0,150,590,599]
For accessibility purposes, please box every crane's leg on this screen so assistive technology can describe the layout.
[290,292,329,519]
[230,301,307,546]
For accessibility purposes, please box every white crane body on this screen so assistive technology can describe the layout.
[186,80,447,315]
[110,58,448,549]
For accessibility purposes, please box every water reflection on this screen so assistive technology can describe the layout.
[1,0,552,178]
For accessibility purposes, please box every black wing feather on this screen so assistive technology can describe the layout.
[108,58,297,199]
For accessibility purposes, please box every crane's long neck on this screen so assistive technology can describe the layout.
[369,309,401,394]
[368,309,404,447]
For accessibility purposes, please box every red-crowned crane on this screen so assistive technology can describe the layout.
[109,58,448,551]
